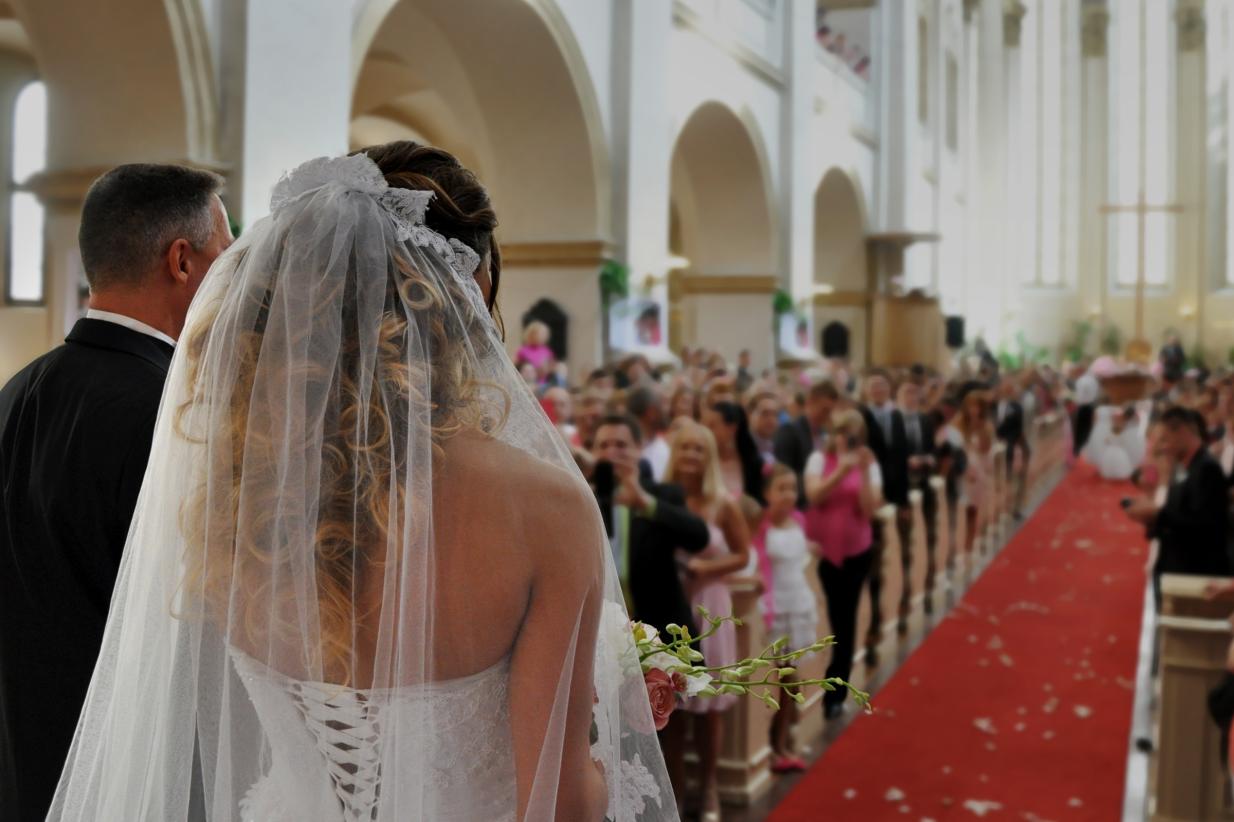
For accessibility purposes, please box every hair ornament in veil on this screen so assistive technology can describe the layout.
[268,153,489,318]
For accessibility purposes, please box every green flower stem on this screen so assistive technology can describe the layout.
[633,608,872,712]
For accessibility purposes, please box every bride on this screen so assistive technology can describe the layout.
[47,145,676,821]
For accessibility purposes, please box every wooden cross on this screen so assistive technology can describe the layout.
[1099,189,1182,361]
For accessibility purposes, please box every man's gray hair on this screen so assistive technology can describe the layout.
[78,163,224,290]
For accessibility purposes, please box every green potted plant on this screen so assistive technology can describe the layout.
[599,259,630,306]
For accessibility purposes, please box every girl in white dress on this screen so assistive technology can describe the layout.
[943,390,995,558]
[750,463,819,773]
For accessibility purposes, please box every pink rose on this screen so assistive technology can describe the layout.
[644,669,677,731]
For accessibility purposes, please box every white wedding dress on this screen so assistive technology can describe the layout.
[46,153,677,822]
[231,649,515,822]
[1082,404,1147,480]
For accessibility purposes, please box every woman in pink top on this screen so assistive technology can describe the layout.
[804,408,882,719]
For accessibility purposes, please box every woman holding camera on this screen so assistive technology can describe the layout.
[804,408,882,719]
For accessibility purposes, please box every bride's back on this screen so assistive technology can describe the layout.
[351,429,586,684]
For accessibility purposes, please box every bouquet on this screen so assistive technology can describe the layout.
[589,604,870,821]
[631,606,870,730]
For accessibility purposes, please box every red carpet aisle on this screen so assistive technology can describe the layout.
[768,467,1147,822]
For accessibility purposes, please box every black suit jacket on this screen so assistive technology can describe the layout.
[773,416,816,509]
[1073,403,1095,456]
[1152,449,1232,579]
[901,410,936,459]
[861,405,910,507]
[596,475,711,639]
[0,318,174,820]
[996,400,1027,452]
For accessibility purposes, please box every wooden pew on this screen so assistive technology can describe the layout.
[1153,574,1234,822]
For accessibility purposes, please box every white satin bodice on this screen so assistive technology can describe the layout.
[230,649,516,822]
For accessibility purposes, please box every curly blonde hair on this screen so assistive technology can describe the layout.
[177,207,507,685]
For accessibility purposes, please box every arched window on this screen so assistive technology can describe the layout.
[7,80,46,304]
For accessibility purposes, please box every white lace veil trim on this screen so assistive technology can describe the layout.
[270,154,485,304]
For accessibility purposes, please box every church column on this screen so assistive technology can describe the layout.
[1175,0,1207,351]
[780,0,815,306]
[965,0,1008,342]
[610,0,673,362]
[218,0,351,225]
[999,1,1026,345]
[25,170,105,350]
[874,0,918,236]
[1078,2,1110,327]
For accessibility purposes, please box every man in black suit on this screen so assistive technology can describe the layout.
[0,164,232,820]
[589,414,711,640]
[773,379,839,509]
[898,379,939,612]
[860,369,912,652]
[1125,407,1232,605]
[996,376,1029,518]
[589,413,710,793]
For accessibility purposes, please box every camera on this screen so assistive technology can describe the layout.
[594,460,615,498]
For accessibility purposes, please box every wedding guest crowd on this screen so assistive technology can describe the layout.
[542,335,1083,819]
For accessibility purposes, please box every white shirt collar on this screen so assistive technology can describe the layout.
[86,309,177,349]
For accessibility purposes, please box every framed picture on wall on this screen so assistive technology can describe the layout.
[776,309,818,363]
[608,296,664,354]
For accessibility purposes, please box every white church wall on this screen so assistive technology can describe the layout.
[545,0,616,154]
[666,23,783,218]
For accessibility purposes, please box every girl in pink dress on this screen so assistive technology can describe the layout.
[514,321,555,384]
[663,419,751,821]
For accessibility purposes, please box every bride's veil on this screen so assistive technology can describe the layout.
[47,153,677,821]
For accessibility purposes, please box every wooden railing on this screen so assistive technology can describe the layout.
[711,413,1070,805]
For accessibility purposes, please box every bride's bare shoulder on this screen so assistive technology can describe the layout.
[443,431,595,516]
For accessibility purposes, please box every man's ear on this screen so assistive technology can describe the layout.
[164,238,192,285]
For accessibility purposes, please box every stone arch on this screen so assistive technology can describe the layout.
[0,2,215,378]
[813,166,868,291]
[521,298,569,362]
[669,101,776,276]
[813,166,869,364]
[667,101,777,364]
[11,0,215,168]
[351,0,611,377]
[350,0,609,242]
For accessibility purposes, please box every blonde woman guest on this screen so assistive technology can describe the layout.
[944,389,996,558]
[514,320,555,384]
[663,420,751,821]
[804,408,881,719]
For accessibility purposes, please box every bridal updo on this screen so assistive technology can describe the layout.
[175,145,510,685]
[352,141,504,337]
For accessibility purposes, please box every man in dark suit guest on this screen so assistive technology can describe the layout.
[996,376,1030,518]
[589,413,711,795]
[1160,333,1186,386]
[1125,406,1233,605]
[0,164,232,821]
[860,369,912,648]
[589,414,711,640]
[773,379,839,509]
[898,379,939,612]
